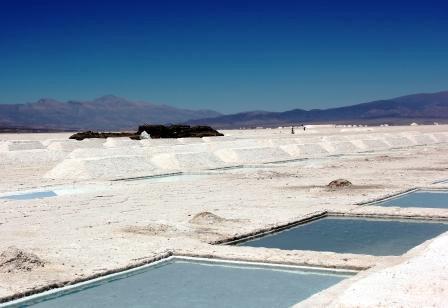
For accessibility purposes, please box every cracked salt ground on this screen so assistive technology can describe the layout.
[1,125,448,307]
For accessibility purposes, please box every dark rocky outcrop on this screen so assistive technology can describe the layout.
[69,131,138,140]
[137,125,224,139]
[69,125,223,140]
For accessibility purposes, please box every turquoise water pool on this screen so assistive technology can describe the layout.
[0,191,57,200]
[373,190,448,209]
[237,216,448,256]
[2,258,353,308]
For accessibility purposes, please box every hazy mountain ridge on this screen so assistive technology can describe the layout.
[1,91,448,131]
[187,91,448,128]
[0,95,221,130]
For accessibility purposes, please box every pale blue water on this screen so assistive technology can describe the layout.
[238,217,448,256]
[0,191,57,200]
[4,259,352,308]
[374,191,448,209]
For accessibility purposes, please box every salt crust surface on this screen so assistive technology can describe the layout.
[1,125,448,306]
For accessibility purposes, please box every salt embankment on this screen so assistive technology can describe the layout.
[43,128,448,181]
[1,125,448,305]
[44,156,159,180]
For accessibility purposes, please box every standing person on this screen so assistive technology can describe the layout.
[291,126,295,134]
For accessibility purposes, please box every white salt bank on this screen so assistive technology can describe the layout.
[1,124,448,307]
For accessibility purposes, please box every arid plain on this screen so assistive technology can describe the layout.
[1,125,448,307]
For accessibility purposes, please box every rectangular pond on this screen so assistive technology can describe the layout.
[372,190,448,209]
[235,216,448,256]
[2,257,354,308]
[0,191,57,200]
[0,185,102,201]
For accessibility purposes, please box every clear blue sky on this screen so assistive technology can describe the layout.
[1,0,447,113]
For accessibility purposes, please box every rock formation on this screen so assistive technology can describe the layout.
[137,125,223,138]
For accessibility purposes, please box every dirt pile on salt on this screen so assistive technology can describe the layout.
[0,247,45,273]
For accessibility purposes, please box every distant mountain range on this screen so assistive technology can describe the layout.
[0,95,221,131]
[1,91,448,131]
[187,91,448,128]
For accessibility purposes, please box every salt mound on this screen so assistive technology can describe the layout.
[139,144,210,158]
[69,146,147,159]
[321,135,348,143]
[351,136,389,151]
[431,133,448,143]
[45,155,159,180]
[345,134,371,141]
[280,143,328,158]
[103,138,141,148]
[214,146,291,164]
[357,139,390,151]
[202,136,236,142]
[383,136,415,148]
[0,246,45,273]
[140,139,181,146]
[140,131,151,139]
[205,139,262,151]
[0,149,67,166]
[226,139,263,148]
[407,134,438,145]
[0,140,45,152]
[189,212,225,224]
[42,139,66,146]
[257,138,299,147]
[46,138,106,151]
[46,140,79,151]
[293,137,322,144]
[171,144,209,153]
[322,142,361,154]
[150,152,228,170]
[177,137,205,144]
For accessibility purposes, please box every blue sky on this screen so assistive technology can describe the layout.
[0,0,447,113]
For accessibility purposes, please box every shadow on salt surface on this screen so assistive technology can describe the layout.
[2,257,354,308]
[115,172,212,183]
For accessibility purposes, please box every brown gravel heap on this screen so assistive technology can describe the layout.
[0,246,45,273]
[327,179,353,189]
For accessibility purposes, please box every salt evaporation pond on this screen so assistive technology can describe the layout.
[374,190,448,209]
[0,191,57,200]
[3,258,353,308]
[236,216,448,256]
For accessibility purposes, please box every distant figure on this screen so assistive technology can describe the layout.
[303,126,306,131]
[291,126,295,134]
